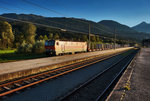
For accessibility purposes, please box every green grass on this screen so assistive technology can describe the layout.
[0,49,16,54]
[0,51,47,63]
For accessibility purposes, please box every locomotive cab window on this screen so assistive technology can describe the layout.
[48,40,55,46]
[56,42,59,45]
[45,41,48,46]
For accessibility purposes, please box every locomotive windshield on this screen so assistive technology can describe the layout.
[45,40,55,46]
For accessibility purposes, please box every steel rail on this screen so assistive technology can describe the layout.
[59,49,137,101]
[105,48,140,101]
[95,49,139,101]
[0,51,123,87]
[0,50,131,97]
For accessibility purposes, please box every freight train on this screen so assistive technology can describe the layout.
[45,40,127,56]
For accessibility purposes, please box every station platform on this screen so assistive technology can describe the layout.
[107,48,150,101]
[124,48,150,101]
[0,47,132,82]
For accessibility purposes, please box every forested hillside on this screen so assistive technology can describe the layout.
[0,13,149,53]
[1,13,111,36]
[2,13,150,41]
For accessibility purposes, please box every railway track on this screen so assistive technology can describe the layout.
[59,49,139,101]
[0,49,134,99]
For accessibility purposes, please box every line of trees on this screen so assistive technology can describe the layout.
[0,20,130,53]
[0,21,14,49]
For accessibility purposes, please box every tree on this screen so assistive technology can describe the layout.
[82,35,88,41]
[96,35,100,42]
[33,40,45,53]
[38,35,43,40]
[49,33,53,40]
[0,21,14,48]
[53,33,59,39]
[0,38,2,48]
[91,36,96,42]
[22,23,36,44]
[17,41,33,53]
[14,33,24,46]
[43,35,48,40]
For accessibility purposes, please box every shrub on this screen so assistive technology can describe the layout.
[17,41,33,53]
[17,40,45,54]
[32,40,45,53]
[24,44,33,53]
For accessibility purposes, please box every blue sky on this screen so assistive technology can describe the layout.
[0,0,150,27]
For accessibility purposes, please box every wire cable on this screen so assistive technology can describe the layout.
[0,15,88,35]
[21,0,114,35]
[0,0,115,39]
[21,0,66,17]
[0,4,88,33]
[0,1,29,12]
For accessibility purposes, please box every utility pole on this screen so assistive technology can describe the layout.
[128,39,129,46]
[114,28,116,49]
[88,24,91,51]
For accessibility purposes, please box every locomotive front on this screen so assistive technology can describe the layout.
[45,40,56,55]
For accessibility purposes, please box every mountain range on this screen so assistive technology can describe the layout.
[1,13,150,41]
[132,22,150,34]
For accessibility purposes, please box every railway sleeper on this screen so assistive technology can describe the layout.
[42,74,51,77]
[3,86,11,91]
[46,74,52,77]
[39,76,46,79]
[31,78,38,81]
[50,72,58,76]
[14,83,21,87]
[24,81,31,84]
[35,76,41,80]
[0,88,5,92]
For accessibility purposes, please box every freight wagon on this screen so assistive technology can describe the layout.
[45,40,129,56]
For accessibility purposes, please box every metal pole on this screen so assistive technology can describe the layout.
[88,24,91,51]
[114,28,116,49]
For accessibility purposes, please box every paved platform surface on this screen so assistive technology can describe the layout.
[0,47,131,75]
[124,48,150,101]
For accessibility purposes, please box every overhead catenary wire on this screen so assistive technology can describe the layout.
[21,0,114,35]
[21,0,66,17]
[0,6,88,32]
[0,14,115,41]
[0,1,29,12]
[0,0,116,40]
[0,15,117,41]
[0,7,115,40]
[92,26,114,35]
[0,4,88,33]
[0,15,88,35]
[0,15,115,41]
[0,6,16,12]
[21,0,92,34]
[21,0,90,24]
